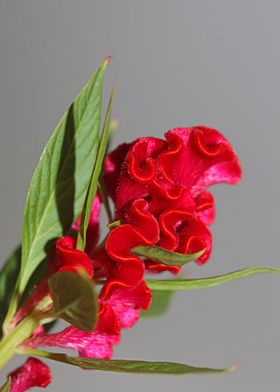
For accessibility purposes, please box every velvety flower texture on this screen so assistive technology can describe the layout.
[103,126,241,288]
[10,126,241,391]
[9,358,51,392]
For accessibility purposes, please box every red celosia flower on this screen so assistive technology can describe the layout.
[9,357,51,392]
[105,126,241,212]
[103,126,241,274]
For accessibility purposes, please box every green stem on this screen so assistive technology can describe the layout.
[2,279,20,336]
[0,313,39,370]
[18,348,69,365]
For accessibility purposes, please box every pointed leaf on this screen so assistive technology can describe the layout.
[20,58,110,296]
[48,270,97,332]
[77,86,116,250]
[133,246,205,266]
[22,349,235,375]
[67,357,235,375]
[146,266,280,291]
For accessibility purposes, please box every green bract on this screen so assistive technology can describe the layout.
[133,245,205,266]
[48,270,97,332]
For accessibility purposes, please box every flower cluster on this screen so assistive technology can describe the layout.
[7,126,241,391]
[103,126,241,278]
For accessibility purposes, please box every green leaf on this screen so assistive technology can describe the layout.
[48,270,97,332]
[76,86,116,250]
[0,377,11,392]
[141,290,174,318]
[21,349,236,375]
[0,247,21,333]
[19,58,110,295]
[146,266,280,291]
[67,357,235,375]
[133,246,205,266]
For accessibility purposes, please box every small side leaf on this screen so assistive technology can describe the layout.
[76,86,116,250]
[141,290,174,318]
[48,270,97,332]
[133,246,205,266]
[146,266,280,291]
[22,349,235,375]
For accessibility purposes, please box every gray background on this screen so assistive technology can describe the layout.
[0,1,279,391]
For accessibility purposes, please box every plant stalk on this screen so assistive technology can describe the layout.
[0,313,39,370]
[2,280,20,336]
